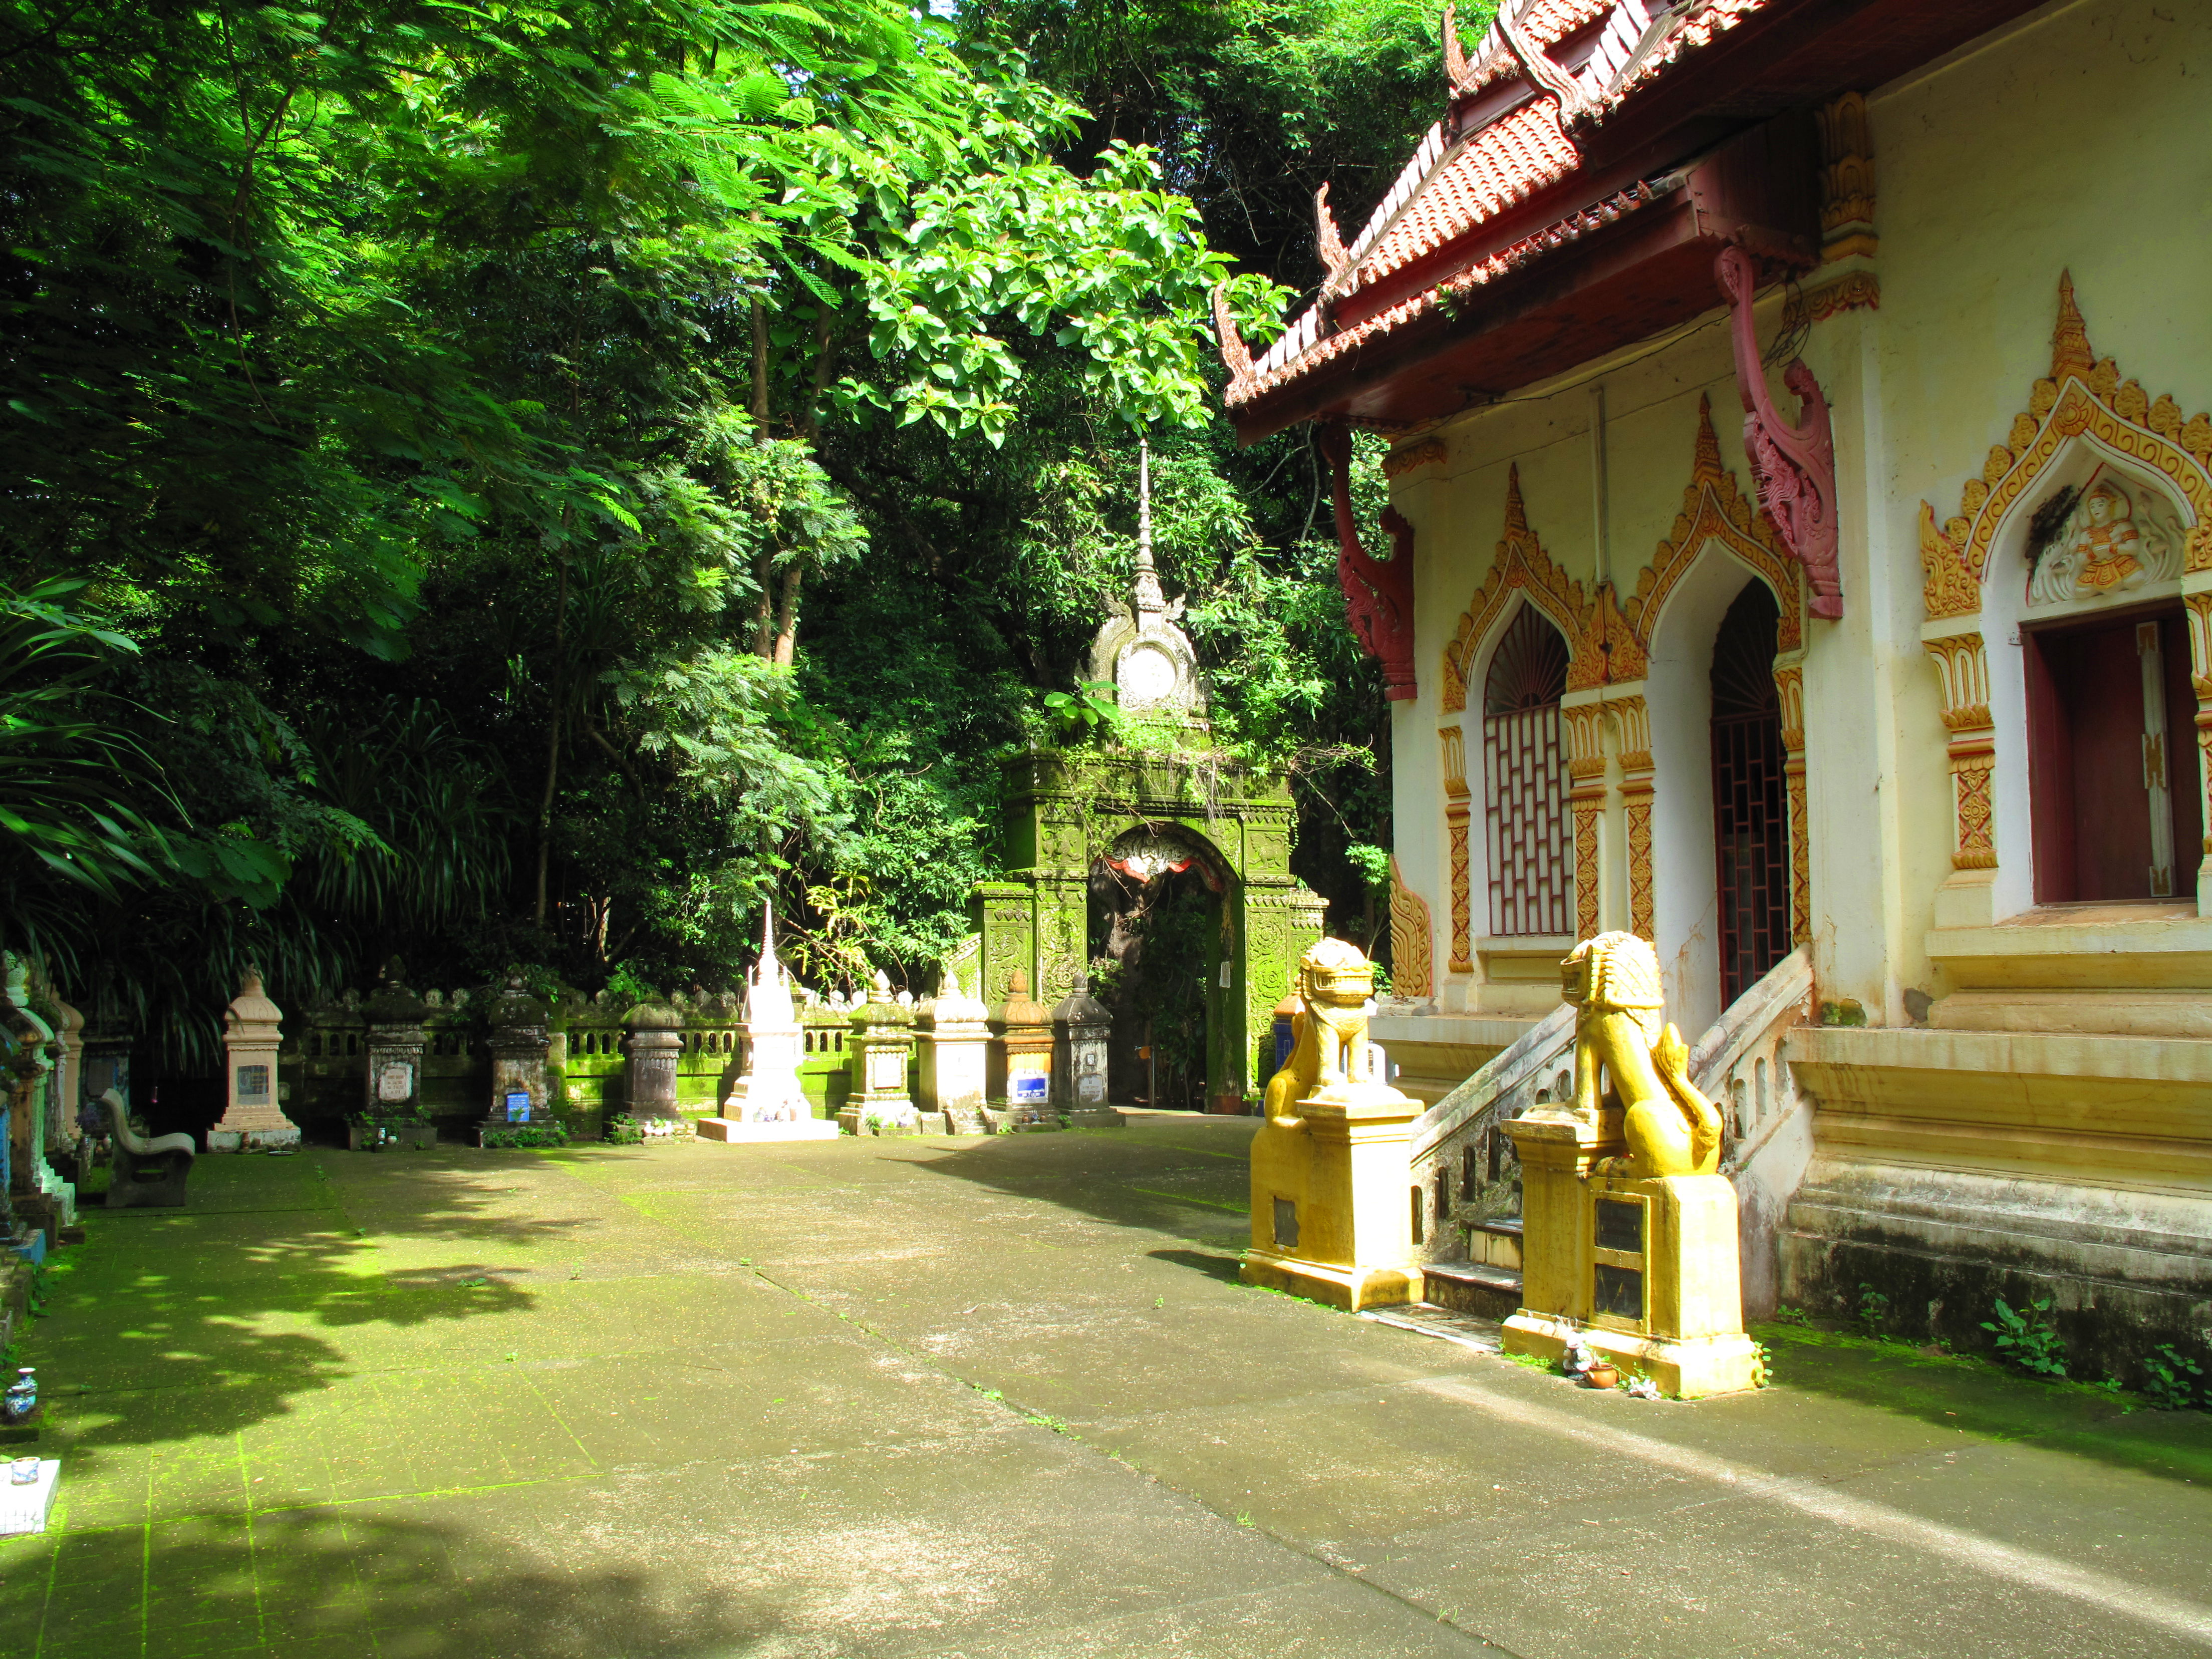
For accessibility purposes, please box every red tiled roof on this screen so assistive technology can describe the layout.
[1354,98,1580,286]
[1224,0,1779,410]
[1236,179,1672,406]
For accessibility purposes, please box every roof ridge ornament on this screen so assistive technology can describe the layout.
[1717,246,1842,620]
[1210,285,1257,399]
[1498,2,1592,120]
[1315,183,1351,285]
[1320,421,1418,702]
[1443,1,1476,92]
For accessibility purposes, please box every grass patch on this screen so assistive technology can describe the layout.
[1754,1319,2212,1484]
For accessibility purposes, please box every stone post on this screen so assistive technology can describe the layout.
[990,970,1054,1132]
[357,959,431,1147]
[209,968,301,1153]
[918,967,990,1135]
[481,974,552,1139]
[1,956,60,1239]
[623,1001,683,1123]
[1050,972,1120,1129]
[840,972,917,1136]
[44,987,84,1166]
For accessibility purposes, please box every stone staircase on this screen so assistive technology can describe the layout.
[1397,948,1817,1325]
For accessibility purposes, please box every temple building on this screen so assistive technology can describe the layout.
[1218,0,2212,1350]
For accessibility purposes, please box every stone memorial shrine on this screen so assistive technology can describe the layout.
[699,913,838,1142]
[917,968,990,1132]
[1501,933,1758,1399]
[1242,938,1423,1311]
[839,972,919,1136]
[207,968,301,1153]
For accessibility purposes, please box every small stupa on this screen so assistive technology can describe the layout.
[1084,438,1207,719]
[696,906,839,1142]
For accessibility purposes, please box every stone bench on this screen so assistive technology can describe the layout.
[98,1091,193,1209]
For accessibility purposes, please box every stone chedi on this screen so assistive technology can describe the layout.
[1085,439,1206,721]
[699,912,838,1143]
[1241,938,1422,1311]
[481,974,552,1138]
[208,968,301,1152]
[1500,933,1758,1399]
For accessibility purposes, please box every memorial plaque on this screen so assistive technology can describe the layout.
[1273,1197,1299,1250]
[1009,1070,1048,1103]
[377,1063,413,1103]
[505,1090,531,1123]
[1595,1198,1643,1254]
[868,1051,904,1090]
[1593,1263,1643,1320]
[235,1064,269,1103]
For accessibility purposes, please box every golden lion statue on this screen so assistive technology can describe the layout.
[1561,932,1722,1179]
[1263,937,1377,1128]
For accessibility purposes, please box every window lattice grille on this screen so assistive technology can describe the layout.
[1483,608,1572,937]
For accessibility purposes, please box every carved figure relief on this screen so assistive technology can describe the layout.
[2027,467,2187,606]
[1561,933,1721,1180]
[1320,422,1418,701]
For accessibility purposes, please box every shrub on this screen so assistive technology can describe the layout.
[481,1122,570,1150]
[2143,1344,2202,1411]
[602,1115,645,1146]
[1981,1295,2067,1379]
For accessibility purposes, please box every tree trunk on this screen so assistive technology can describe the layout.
[533,558,569,930]
[750,297,770,425]
[751,552,775,659]
[773,565,803,667]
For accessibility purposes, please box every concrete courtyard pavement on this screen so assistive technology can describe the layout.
[4,1114,2210,1658]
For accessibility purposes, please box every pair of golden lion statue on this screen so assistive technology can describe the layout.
[1265,930,1718,1180]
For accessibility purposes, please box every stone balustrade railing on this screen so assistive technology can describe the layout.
[1400,947,1817,1319]
[1407,1002,1576,1265]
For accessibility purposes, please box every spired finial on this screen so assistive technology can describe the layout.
[1133,437,1164,616]
[2052,270,2095,384]
[758,900,780,984]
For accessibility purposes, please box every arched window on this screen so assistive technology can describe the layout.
[1711,580,1790,1002]
[1482,606,1572,935]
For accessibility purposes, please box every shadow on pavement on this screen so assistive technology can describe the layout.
[9,1505,775,1659]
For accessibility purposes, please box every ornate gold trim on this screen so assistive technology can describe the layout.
[1920,273,2212,620]
[1788,270,1879,327]
[1949,738,1998,871]
[1625,395,1806,656]
[1623,784,1654,940]
[1388,856,1435,1000]
[1564,584,1646,692]
[1816,92,1875,260]
[1446,804,1473,974]
[1440,724,1471,975]
[1571,796,1602,942]
[2188,592,2212,701]
[1443,466,1592,713]
[1923,632,1993,731]
[1772,659,1810,942]
[1384,438,1447,480]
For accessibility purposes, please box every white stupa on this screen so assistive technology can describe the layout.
[696,907,840,1142]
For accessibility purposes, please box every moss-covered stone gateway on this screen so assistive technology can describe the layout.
[973,750,1325,1110]
[970,445,1327,1110]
